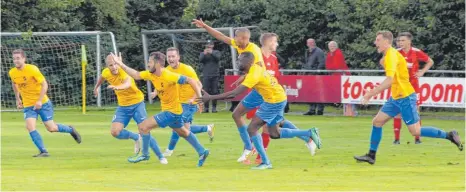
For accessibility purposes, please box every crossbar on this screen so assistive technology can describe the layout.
[141,26,259,34]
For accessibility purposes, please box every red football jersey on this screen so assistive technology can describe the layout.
[263,52,280,78]
[397,47,429,82]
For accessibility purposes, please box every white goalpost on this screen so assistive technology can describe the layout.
[1,31,118,112]
[140,26,260,111]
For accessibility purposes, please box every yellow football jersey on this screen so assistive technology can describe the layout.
[167,63,199,104]
[9,64,49,107]
[101,68,144,106]
[140,69,184,114]
[241,63,287,103]
[384,47,415,99]
[231,39,264,66]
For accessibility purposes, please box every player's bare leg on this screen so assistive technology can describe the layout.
[414,105,422,144]
[26,118,49,157]
[43,120,81,144]
[232,103,255,162]
[354,110,392,164]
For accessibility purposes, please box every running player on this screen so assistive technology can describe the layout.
[111,52,209,167]
[192,18,263,162]
[354,31,463,165]
[392,32,434,144]
[93,55,167,164]
[9,49,81,157]
[249,33,318,164]
[198,52,322,169]
[162,47,215,157]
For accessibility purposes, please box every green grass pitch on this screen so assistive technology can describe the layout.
[1,106,464,191]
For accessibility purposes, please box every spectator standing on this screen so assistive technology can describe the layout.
[303,38,325,115]
[325,41,356,116]
[199,41,221,113]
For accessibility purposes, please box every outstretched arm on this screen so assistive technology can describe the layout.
[111,52,142,80]
[192,19,232,45]
[201,85,248,102]
[108,77,131,90]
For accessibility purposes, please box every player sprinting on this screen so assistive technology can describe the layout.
[247,33,318,164]
[93,54,167,164]
[8,49,81,157]
[162,47,215,157]
[111,52,210,167]
[392,32,434,145]
[354,31,463,165]
[198,52,322,169]
[192,18,263,162]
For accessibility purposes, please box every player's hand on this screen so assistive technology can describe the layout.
[192,19,206,28]
[196,90,211,103]
[361,89,372,105]
[16,99,23,109]
[150,91,158,99]
[111,52,123,65]
[33,101,42,110]
[415,71,425,78]
[93,89,99,97]
[197,103,204,114]
[107,85,118,90]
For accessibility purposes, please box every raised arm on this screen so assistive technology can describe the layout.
[212,50,221,62]
[192,19,232,45]
[111,52,142,80]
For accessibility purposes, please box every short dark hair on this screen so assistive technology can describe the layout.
[166,47,179,54]
[238,52,255,71]
[235,27,250,36]
[260,33,278,46]
[12,49,26,57]
[376,30,394,43]
[149,51,165,64]
[398,32,413,40]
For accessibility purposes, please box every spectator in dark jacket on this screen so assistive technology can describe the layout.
[199,41,221,113]
[304,38,326,116]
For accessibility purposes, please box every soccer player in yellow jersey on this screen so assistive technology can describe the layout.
[199,52,322,169]
[111,52,210,167]
[93,55,167,164]
[8,49,81,157]
[192,19,266,161]
[162,47,215,157]
[354,31,463,165]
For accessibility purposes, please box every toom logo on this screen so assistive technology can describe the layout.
[341,76,465,108]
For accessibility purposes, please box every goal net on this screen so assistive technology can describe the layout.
[1,31,118,111]
[141,27,261,110]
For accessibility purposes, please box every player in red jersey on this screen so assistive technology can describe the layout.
[393,32,434,145]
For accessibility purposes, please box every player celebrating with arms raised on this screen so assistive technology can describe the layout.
[199,52,322,169]
[162,47,215,157]
[111,52,209,167]
[93,55,166,163]
[8,49,81,157]
[354,31,463,165]
[392,32,435,145]
[192,18,263,162]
